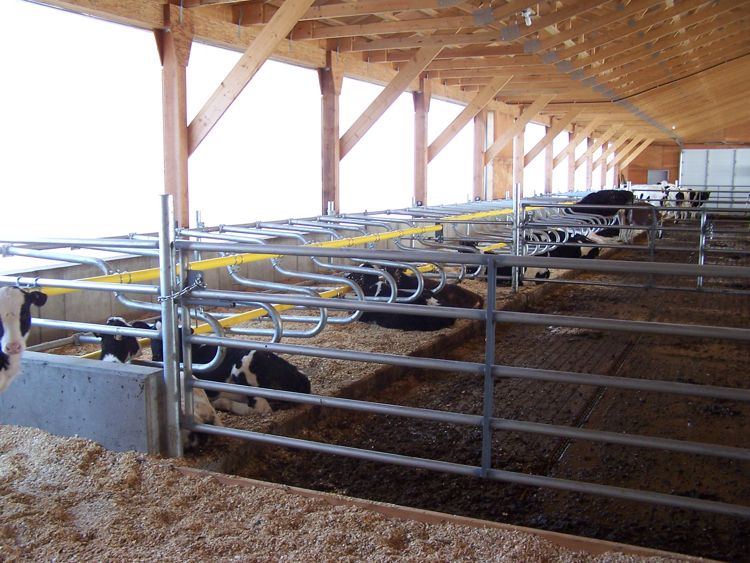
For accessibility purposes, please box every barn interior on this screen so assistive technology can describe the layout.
[1,1,750,561]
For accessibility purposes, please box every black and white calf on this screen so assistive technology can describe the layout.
[147,322,311,415]
[95,316,222,449]
[95,316,151,363]
[346,265,483,331]
[0,287,47,393]
[525,233,600,282]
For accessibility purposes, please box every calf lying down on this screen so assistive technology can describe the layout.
[147,321,311,416]
[346,265,483,331]
[95,317,221,449]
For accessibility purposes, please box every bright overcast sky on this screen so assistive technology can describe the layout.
[1,0,582,242]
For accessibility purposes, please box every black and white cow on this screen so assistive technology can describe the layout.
[457,240,524,287]
[147,322,311,415]
[525,233,600,282]
[347,265,483,331]
[570,189,635,240]
[94,316,222,449]
[688,190,711,219]
[0,287,47,393]
[95,316,151,363]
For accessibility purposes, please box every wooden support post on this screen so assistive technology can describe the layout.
[492,113,514,199]
[340,46,442,159]
[513,131,525,195]
[473,109,488,201]
[155,5,192,228]
[319,51,344,215]
[413,77,431,206]
[596,142,609,189]
[586,137,594,190]
[544,128,554,194]
[567,129,576,191]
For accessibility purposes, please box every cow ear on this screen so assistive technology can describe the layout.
[131,321,152,330]
[27,291,48,307]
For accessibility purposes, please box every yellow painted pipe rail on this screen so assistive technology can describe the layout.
[43,206,542,298]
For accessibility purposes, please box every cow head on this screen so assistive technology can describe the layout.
[0,287,47,358]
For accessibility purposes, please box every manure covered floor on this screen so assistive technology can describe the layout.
[193,220,750,562]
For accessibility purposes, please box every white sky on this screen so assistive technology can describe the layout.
[0,0,591,242]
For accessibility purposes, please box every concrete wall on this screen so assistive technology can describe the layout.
[0,352,166,454]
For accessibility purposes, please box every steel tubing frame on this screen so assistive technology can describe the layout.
[3,194,749,519]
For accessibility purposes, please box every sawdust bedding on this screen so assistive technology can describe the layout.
[0,425,684,561]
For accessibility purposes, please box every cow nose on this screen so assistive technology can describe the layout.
[4,341,23,355]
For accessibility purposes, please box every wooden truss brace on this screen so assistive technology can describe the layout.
[428,75,512,163]
[484,94,555,165]
[608,135,647,171]
[187,0,316,155]
[551,116,603,169]
[593,130,633,170]
[574,123,624,170]
[522,109,581,167]
[340,46,443,159]
[618,138,654,171]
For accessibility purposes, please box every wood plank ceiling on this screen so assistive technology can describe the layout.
[39,0,750,146]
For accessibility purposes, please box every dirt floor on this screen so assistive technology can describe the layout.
[3,217,748,561]
[207,220,750,562]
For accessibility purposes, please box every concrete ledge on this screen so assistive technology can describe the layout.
[0,351,165,455]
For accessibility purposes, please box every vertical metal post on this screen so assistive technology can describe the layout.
[179,250,194,424]
[480,253,498,477]
[697,211,707,289]
[511,182,522,293]
[158,194,183,457]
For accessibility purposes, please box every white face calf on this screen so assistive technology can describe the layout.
[0,287,47,392]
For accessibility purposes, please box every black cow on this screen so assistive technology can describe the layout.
[688,190,711,218]
[0,287,47,393]
[570,190,635,238]
[347,265,483,331]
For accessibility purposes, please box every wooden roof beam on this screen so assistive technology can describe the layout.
[340,46,443,159]
[428,75,512,162]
